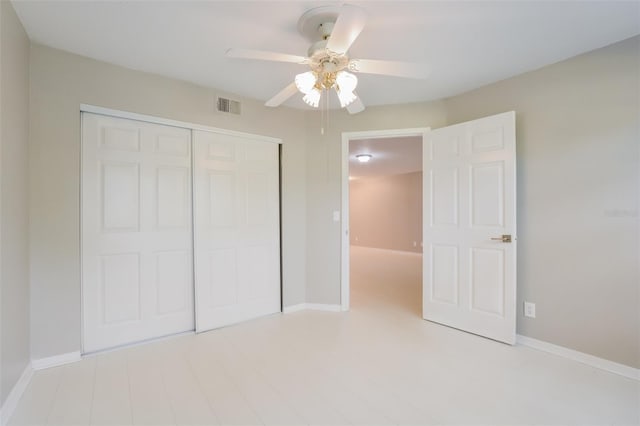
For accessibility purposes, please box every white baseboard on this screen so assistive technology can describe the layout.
[306,303,342,312]
[31,351,81,371]
[0,352,81,424]
[83,331,195,358]
[282,303,307,313]
[0,363,33,426]
[351,245,422,256]
[517,334,639,381]
[283,303,342,313]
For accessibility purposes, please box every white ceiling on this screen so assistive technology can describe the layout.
[11,1,640,111]
[349,136,422,178]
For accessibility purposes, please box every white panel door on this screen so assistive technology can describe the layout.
[423,111,516,344]
[193,130,280,332]
[82,113,194,352]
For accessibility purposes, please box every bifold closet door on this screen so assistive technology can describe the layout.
[193,130,281,332]
[82,113,194,353]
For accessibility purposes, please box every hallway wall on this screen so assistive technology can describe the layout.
[349,172,422,253]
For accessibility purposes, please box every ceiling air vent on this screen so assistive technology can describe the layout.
[217,97,241,115]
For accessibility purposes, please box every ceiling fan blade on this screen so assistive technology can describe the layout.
[265,82,299,107]
[226,48,307,64]
[325,4,367,54]
[349,58,430,79]
[346,94,365,114]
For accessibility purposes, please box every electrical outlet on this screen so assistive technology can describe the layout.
[524,302,536,318]
[413,241,417,247]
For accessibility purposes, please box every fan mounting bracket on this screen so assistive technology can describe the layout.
[297,5,341,42]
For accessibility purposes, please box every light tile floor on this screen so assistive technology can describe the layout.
[9,246,640,425]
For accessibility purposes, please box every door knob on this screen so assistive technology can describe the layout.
[491,234,512,243]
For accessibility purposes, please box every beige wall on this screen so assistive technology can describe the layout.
[444,36,640,368]
[28,44,308,359]
[350,172,422,253]
[0,0,31,406]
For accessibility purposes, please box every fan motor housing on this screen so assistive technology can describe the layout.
[308,48,349,74]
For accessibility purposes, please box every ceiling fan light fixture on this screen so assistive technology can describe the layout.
[295,71,317,94]
[230,4,430,115]
[303,87,321,107]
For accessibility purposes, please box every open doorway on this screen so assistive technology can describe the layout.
[341,128,430,316]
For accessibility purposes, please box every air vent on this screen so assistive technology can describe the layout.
[217,97,241,115]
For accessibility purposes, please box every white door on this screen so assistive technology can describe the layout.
[82,113,194,353]
[423,111,516,344]
[193,130,281,332]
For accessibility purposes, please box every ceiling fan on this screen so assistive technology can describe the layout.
[226,3,430,114]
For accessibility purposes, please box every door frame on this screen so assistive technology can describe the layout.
[79,104,282,354]
[340,127,430,311]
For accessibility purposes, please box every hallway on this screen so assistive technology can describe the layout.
[350,245,422,318]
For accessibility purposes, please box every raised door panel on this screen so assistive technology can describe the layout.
[209,172,236,228]
[208,249,238,308]
[156,134,190,157]
[245,142,274,163]
[471,127,504,153]
[430,244,459,306]
[101,162,140,232]
[101,126,140,152]
[101,253,141,324]
[429,133,460,161]
[156,166,189,229]
[430,168,458,227]
[207,138,236,161]
[470,248,505,317]
[237,245,274,301]
[246,173,270,227]
[470,162,504,228]
[155,250,190,316]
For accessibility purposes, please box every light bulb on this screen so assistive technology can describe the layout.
[295,71,317,94]
[336,87,357,108]
[303,88,321,108]
[356,154,372,163]
[336,71,358,93]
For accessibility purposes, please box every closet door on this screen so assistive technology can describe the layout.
[193,130,280,332]
[82,113,194,353]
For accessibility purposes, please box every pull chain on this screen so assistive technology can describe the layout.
[325,89,329,134]
[319,89,331,135]
[320,89,324,135]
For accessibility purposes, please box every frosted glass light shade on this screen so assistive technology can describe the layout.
[303,88,321,107]
[295,71,317,94]
[336,87,357,107]
[336,71,358,93]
